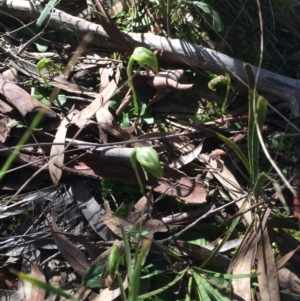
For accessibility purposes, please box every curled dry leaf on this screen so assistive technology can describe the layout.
[278,268,300,294]
[209,149,227,161]
[148,69,193,90]
[0,74,56,118]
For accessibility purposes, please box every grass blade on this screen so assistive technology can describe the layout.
[217,133,250,174]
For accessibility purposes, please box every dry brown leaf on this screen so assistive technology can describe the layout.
[60,152,207,204]
[102,211,168,238]
[276,246,300,270]
[293,189,300,218]
[27,262,46,301]
[0,114,11,143]
[143,219,169,233]
[49,66,119,184]
[101,213,134,237]
[231,230,257,301]
[257,227,280,301]
[50,219,90,276]
[232,207,273,301]
[0,74,56,118]
[148,69,193,90]
[199,154,252,225]
[169,142,203,169]
[127,191,154,223]
[278,268,300,294]
[96,107,132,141]
[271,228,300,268]
[92,273,128,301]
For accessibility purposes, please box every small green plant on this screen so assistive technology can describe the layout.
[127,47,158,115]
[217,64,268,199]
[130,147,164,195]
[36,58,61,88]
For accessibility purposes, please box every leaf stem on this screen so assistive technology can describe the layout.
[127,57,139,115]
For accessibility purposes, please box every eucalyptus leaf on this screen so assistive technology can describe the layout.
[81,262,105,289]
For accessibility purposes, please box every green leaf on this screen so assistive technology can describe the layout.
[248,87,258,182]
[191,2,223,32]
[192,270,231,301]
[137,267,188,300]
[35,40,48,52]
[256,96,267,132]
[121,226,132,284]
[121,112,130,129]
[36,0,58,27]
[81,262,105,289]
[54,94,67,106]
[217,133,250,174]
[253,172,268,200]
[141,262,168,279]
[108,246,121,280]
[193,266,258,281]
[130,239,152,301]
[245,65,267,184]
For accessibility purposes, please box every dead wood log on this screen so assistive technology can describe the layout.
[1,0,300,116]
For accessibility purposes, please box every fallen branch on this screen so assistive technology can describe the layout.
[1,0,300,116]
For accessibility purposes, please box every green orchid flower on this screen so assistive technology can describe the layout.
[36,58,61,88]
[130,147,163,195]
[127,47,158,115]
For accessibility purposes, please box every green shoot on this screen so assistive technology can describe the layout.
[127,47,158,115]
[36,58,61,87]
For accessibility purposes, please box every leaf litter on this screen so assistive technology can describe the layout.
[0,1,299,300]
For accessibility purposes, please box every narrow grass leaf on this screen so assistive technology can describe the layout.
[121,226,132,284]
[36,0,58,27]
[185,275,193,301]
[129,239,152,301]
[193,272,210,301]
[200,201,246,269]
[193,271,231,301]
[137,267,188,300]
[248,86,259,183]
[253,172,268,200]
[193,267,257,281]
[216,133,250,176]
[192,1,224,32]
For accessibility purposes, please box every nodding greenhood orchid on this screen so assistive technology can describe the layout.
[127,47,158,115]
[130,147,163,195]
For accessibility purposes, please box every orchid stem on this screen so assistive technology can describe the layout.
[127,57,139,115]
[130,149,145,195]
